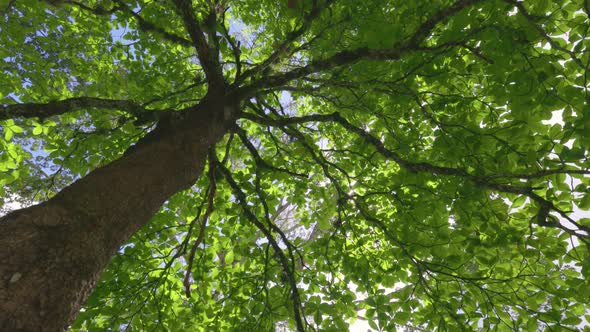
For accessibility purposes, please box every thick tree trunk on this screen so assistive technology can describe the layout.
[0,99,230,331]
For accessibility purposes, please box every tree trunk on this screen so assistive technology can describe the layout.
[0,99,230,331]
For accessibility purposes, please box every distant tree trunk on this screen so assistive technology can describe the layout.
[0,98,230,331]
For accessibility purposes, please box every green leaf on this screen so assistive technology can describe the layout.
[9,125,23,133]
[578,195,590,210]
[526,318,538,332]
[4,128,13,141]
[225,251,235,265]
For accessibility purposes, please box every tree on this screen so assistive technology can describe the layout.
[1,0,589,330]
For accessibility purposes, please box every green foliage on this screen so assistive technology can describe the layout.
[2,0,590,330]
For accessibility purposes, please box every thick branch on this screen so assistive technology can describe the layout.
[240,111,470,177]
[239,111,547,182]
[0,97,147,120]
[238,0,336,82]
[243,45,408,95]
[171,0,225,89]
[217,161,305,332]
[66,0,192,47]
[239,0,482,95]
[219,12,242,83]
[240,111,590,236]
[406,0,482,47]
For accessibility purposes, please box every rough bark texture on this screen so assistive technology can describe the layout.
[0,98,231,331]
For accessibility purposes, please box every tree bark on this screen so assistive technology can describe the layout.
[0,98,230,331]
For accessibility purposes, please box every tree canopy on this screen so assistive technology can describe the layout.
[1,0,590,331]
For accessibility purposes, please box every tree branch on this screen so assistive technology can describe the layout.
[240,110,590,237]
[66,0,193,47]
[238,0,482,95]
[0,97,149,120]
[183,148,217,298]
[418,41,494,64]
[238,0,336,83]
[406,0,482,47]
[0,0,16,16]
[506,0,585,69]
[171,0,225,89]
[217,160,306,332]
[218,8,242,83]
[235,125,308,178]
